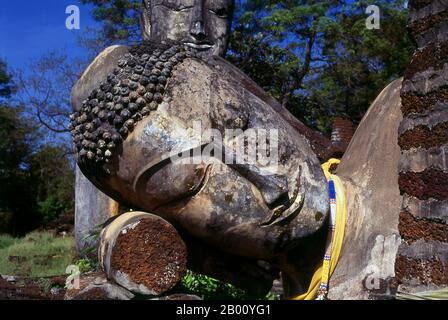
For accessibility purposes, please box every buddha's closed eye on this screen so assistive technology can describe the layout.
[154,0,194,11]
[133,154,210,210]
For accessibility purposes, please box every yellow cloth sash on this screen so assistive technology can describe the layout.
[290,158,346,300]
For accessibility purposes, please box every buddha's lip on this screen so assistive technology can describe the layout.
[184,42,213,50]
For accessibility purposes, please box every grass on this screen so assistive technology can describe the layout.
[0,231,76,277]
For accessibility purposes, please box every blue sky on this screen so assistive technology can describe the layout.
[0,0,99,70]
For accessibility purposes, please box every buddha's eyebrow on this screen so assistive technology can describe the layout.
[134,141,289,208]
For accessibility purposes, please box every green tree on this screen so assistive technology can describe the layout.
[0,60,76,235]
[0,105,75,234]
[228,0,413,133]
[0,105,40,235]
[0,60,37,235]
[79,0,413,134]
[80,0,143,47]
[306,0,413,132]
[0,59,15,98]
[29,146,75,224]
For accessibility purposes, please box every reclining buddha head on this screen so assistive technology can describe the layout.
[70,0,329,261]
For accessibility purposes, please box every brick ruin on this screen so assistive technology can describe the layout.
[331,117,355,157]
[395,0,448,292]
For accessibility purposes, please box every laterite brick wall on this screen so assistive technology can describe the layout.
[395,0,448,292]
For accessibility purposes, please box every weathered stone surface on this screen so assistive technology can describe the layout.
[410,0,435,11]
[69,0,448,300]
[399,144,448,173]
[409,9,448,41]
[70,42,189,170]
[404,41,448,78]
[395,255,448,286]
[398,239,448,261]
[99,212,187,296]
[71,45,123,259]
[409,0,448,23]
[399,103,448,134]
[401,89,448,116]
[402,194,448,222]
[409,0,448,48]
[65,272,134,300]
[75,165,119,258]
[210,55,333,161]
[141,0,233,58]
[397,238,448,290]
[401,63,448,95]
[415,20,448,48]
[328,79,403,299]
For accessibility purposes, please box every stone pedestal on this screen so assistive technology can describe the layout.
[75,165,119,259]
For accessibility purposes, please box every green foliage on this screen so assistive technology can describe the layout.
[30,146,75,225]
[179,270,278,300]
[0,231,75,277]
[180,270,246,300]
[36,197,65,225]
[75,258,97,273]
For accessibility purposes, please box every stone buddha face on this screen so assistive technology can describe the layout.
[143,0,234,57]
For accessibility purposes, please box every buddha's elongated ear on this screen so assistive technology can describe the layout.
[140,0,151,40]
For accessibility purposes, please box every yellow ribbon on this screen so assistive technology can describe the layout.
[109,199,120,217]
[290,158,346,300]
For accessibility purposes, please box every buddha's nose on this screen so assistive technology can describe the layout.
[190,2,207,41]
[190,21,206,41]
[231,163,290,209]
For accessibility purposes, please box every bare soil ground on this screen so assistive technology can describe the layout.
[0,275,66,300]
